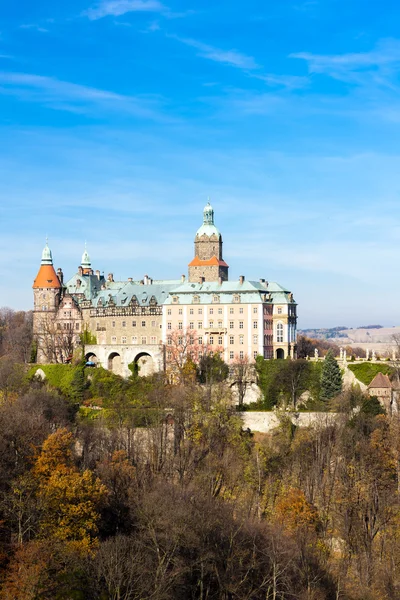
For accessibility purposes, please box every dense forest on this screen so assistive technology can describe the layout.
[0,309,399,599]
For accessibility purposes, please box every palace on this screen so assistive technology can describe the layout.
[33,203,297,376]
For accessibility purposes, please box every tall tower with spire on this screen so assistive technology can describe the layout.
[188,202,229,283]
[32,241,63,362]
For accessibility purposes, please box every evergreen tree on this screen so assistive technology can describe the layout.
[320,350,342,400]
[196,352,229,385]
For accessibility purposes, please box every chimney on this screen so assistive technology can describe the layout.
[239,275,245,285]
[144,274,149,285]
[57,268,64,284]
[259,278,265,285]
[140,280,144,285]
[78,266,83,276]
[181,274,186,283]
[128,277,133,282]
[95,269,100,280]
[107,273,114,282]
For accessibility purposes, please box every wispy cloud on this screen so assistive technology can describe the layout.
[0,72,168,120]
[170,35,260,70]
[169,35,308,90]
[292,38,400,88]
[84,0,165,20]
[20,24,49,33]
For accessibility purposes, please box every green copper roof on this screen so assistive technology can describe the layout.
[196,201,221,238]
[41,242,53,265]
[81,245,91,268]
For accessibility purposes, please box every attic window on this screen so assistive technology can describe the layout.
[233,295,240,303]
[192,295,200,304]
[212,295,220,303]
[172,296,179,304]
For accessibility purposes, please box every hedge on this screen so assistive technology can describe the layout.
[348,363,394,386]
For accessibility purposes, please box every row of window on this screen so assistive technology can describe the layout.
[110,336,158,344]
[172,294,243,305]
[167,320,259,330]
[109,320,158,328]
[57,322,80,330]
[167,306,256,316]
[166,350,258,361]
[166,334,259,346]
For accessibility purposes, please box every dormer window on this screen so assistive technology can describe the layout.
[172,296,179,304]
[212,295,220,303]
[193,295,200,304]
[233,295,240,303]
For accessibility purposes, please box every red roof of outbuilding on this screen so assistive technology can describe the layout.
[368,372,393,389]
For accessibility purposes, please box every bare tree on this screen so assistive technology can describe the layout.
[230,354,254,407]
[35,313,78,364]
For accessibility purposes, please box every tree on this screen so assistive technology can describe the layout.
[320,349,342,400]
[230,355,254,407]
[166,327,211,384]
[277,359,312,408]
[196,351,229,386]
[33,428,107,553]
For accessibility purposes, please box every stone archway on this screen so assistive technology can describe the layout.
[108,352,122,375]
[134,352,154,377]
[276,348,285,360]
[85,352,98,365]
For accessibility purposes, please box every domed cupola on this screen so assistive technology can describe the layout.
[196,201,221,239]
[81,244,91,269]
[41,241,53,265]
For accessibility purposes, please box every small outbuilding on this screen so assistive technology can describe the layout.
[367,372,394,413]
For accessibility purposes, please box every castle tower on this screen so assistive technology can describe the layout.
[33,241,62,362]
[188,202,229,283]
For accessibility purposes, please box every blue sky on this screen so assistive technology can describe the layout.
[1,0,400,328]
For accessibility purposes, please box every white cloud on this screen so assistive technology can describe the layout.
[291,38,400,88]
[170,35,260,70]
[84,0,165,20]
[0,72,169,120]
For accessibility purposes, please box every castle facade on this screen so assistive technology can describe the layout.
[33,203,297,376]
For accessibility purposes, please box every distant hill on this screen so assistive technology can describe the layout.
[299,325,400,349]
